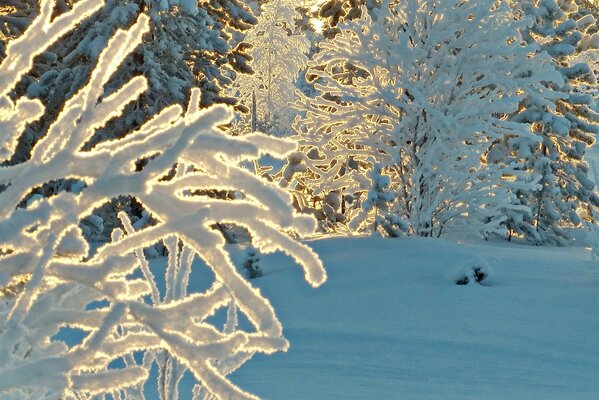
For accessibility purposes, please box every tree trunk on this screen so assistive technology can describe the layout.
[251,89,257,132]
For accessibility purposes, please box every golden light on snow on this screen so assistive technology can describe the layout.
[311,17,324,34]
[309,0,326,33]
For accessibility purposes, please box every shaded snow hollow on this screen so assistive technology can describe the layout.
[221,236,599,400]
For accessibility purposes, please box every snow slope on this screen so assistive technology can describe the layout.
[216,236,599,400]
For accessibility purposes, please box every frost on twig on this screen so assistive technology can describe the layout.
[0,1,326,399]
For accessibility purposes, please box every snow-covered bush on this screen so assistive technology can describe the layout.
[294,0,562,237]
[453,258,491,286]
[243,247,262,279]
[229,0,310,136]
[0,2,326,398]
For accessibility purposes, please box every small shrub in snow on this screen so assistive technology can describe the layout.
[351,164,408,237]
[454,259,491,286]
[243,247,263,280]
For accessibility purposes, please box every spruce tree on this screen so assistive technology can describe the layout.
[3,0,257,164]
[507,0,599,245]
[229,0,310,136]
[1,0,258,237]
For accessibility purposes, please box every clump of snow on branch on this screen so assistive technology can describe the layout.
[0,1,325,399]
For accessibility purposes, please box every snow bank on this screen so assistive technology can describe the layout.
[223,236,599,400]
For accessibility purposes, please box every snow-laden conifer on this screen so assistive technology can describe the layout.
[294,0,563,237]
[506,0,599,244]
[0,2,325,398]
[350,164,407,236]
[229,0,310,135]
[3,0,256,164]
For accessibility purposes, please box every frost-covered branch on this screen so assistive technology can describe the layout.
[0,3,325,399]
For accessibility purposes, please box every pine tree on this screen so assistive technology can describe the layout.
[1,0,259,241]
[507,0,599,245]
[229,0,310,136]
[0,2,326,398]
[350,164,407,236]
[294,0,563,237]
[3,0,257,164]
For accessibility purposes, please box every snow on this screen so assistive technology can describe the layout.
[207,236,599,399]
[294,0,565,238]
[3,0,599,398]
[0,4,325,397]
[585,142,599,184]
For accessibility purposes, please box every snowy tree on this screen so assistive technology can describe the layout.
[505,0,599,245]
[350,164,407,236]
[229,0,310,136]
[0,2,326,399]
[294,0,563,237]
[1,0,258,242]
[3,0,256,164]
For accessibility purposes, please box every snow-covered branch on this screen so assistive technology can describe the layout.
[0,3,325,399]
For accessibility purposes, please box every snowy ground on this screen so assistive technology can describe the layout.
[67,234,598,399]
[212,236,599,400]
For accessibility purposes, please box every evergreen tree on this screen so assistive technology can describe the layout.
[229,0,310,136]
[506,0,599,244]
[350,164,407,236]
[3,0,257,164]
[1,0,258,239]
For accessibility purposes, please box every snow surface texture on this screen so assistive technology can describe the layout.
[227,236,599,400]
[0,1,325,399]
